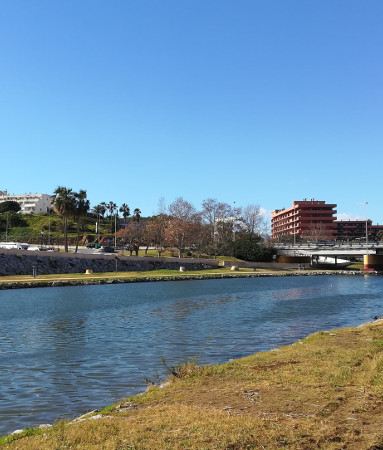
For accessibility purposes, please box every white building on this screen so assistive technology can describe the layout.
[0,191,52,214]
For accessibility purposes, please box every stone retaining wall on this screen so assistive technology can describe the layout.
[0,250,219,276]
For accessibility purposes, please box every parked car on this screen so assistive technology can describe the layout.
[0,242,29,250]
[101,246,115,253]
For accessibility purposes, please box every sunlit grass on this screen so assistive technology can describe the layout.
[3,321,383,448]
[0,267,259,284]
[0,265,356,289]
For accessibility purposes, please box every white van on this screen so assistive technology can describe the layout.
[0,242,29,250]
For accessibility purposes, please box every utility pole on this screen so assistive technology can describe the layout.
[114,214,117,248]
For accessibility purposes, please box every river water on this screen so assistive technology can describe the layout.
[0,275,383,435]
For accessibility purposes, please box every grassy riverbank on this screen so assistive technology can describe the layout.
[0,267,362,290]
[2,319,383,449]
[0,268,270,290]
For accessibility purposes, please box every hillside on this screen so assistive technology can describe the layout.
[0,213,111,245]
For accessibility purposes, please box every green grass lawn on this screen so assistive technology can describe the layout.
[345,261,363,271]
[0,268,259,286]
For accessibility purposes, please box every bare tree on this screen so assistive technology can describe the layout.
[117,220,144,255]
[157,197,167,215]
[201,199,240,244]
[304,222,334,242]
[169,197,196,221]
[201,199,232,225]
[146,214,168,256]
[167,198,201,257]
[242,204,263,238]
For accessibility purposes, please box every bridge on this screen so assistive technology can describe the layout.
[274,243,383,258]
[274,243,383,270]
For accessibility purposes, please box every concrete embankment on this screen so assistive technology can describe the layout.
[0,269,366,291]
[0,250,218,276]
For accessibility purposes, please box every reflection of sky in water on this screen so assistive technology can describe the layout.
[0,275,382,434]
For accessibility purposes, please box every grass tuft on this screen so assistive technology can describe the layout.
[3,321,383,449]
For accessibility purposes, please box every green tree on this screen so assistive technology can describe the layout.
[106,201,117,233]
[133,208,141,222]
[107,201,117,218]
[232,235,274,262]
[119,203,130,226]
[93,202,107,241]
[53,186,75,252]
[93,203,106,220]
[0,201,21,214]
[73,190,90,253]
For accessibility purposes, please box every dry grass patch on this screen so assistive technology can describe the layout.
[3,322,383,449]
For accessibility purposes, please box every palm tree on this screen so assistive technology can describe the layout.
[107,201,118,236]
[107,201,117,220]
[93,202,107,241]
[133,208,141,222]
[93,203,107,220]
[53,186,75,252]
[119,203,130,226]
[73,190,90,253]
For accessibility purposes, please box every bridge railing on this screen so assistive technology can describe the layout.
[274,242,382,249]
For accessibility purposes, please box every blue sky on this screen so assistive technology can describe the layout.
[0,1,382,222]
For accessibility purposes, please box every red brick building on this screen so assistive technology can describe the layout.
[336,220,383,241]
[272,200,337,241]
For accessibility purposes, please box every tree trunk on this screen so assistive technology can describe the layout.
[64,217,68,252]
[75,219,81,253]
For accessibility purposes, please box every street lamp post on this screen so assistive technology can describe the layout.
[114,214,117,249]
[232,201,237,242]
[48,208,51,246]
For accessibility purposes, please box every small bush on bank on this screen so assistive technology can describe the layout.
[232,237,274,262]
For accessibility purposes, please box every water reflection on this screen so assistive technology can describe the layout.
[0,276,383,434]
